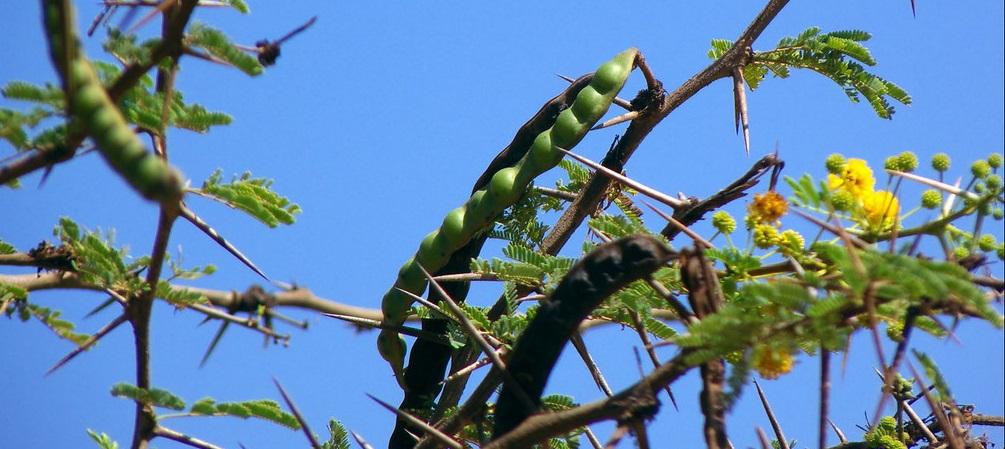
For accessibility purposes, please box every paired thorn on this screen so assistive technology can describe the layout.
[827,419,848,444]
[179,204,269,280]
[126,0,178,34]
[366,394,463,449]
[274,378,322,449]
[732,67,751,155]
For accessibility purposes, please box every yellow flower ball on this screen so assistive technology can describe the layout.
[752,345,794,380]
[860,190,900,231]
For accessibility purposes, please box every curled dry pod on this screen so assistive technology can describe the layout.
[592,48,638,95]
[440,207,467,249]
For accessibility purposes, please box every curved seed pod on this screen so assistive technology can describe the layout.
[42,0,183,204]
[493,235,675,438]
[377,329,407,388]
[379,48,638,386]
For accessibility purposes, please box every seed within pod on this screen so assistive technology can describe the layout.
[527,131,557,170]
[592,48,637,94]
[381,289,412,324]
[488,166,522,206]
[396,257,426,294]
[416,229,450,270]
[570,86,606,123]
[440,207,467,248]
[550,109,584,149]
[462,189,493,235]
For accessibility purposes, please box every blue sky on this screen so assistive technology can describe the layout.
[1,1,1002,448]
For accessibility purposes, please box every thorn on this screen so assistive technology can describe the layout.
[557,73,632,110]
[126,0,178,34]
[350,430,376,449]
[889,170,978,201]
[84,296,118,318]
[910,0,917,17]
[827,419,848,444]
[179,204,269,280]
[365,394,464,449]
[555,73,576,83]
[754,380,791,449]
[591,110,639,131]
[556,147,686,209]
[791,209,869,249]
[322,313,451,346]
[273,378,322,449]
[47,314,128,376]
[641,200,715,249]
[199,321,230,368]
[732,67,750,155]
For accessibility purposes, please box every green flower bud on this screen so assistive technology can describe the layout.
[825,153,846,174]
[993,208,1004,220]
[953,246,970,260]
[886,320,904,342]
[997,245,1004,261]
[752,224,779,249]
[884,155,900,171]
[989,152,1003,169]
[830,189,855,212]
[972,160,991,179]
[985,174,1002,190]
[931,153,951,172]
[712,210,737,235]
[978,234,997,252]
[920,189,942,209]
[897,151,919,172]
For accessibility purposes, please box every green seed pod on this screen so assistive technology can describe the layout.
[570,86,606,124]
[396,257,426,294]
[593,48,637,94]
[72,83,105,116]
[488,166,522,206]
[527,131,557,171]
[440,207,467,248]
[550,109,584,149]
[376,329,407,387]
[381,289,412,324]
[462,190,492,235]
[416,229,449,270]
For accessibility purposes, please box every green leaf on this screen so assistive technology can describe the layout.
[86,429,119,449]
[0,240,15,254]
[25,303,89,345]
[2,81,64,109]
[912,350,953,402]
[321,419,351,449]
[707,38,733,60]
[156,282,208,308]
[221,0,250,13]
[0,107,54,151]
[217,400,301,429]
[111,383,186,410]
[186,23,264,76]
[199,170,302,228]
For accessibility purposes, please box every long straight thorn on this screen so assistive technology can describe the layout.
[350,430,376,449]
[47,313,128,375]
[641,200,715,249]
[273,378,322,449]
[591,110,640,131]
[179,204,269,280]
[732,67,751,155]
[556,147,686,209]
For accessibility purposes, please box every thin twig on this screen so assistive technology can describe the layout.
[153,426,223,449]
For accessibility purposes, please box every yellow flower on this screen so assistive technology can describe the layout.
[827,158,875,198]
[860,190,899,231]
[752,223,779,249]
[752,345,794,380]
[748,191,788,225]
